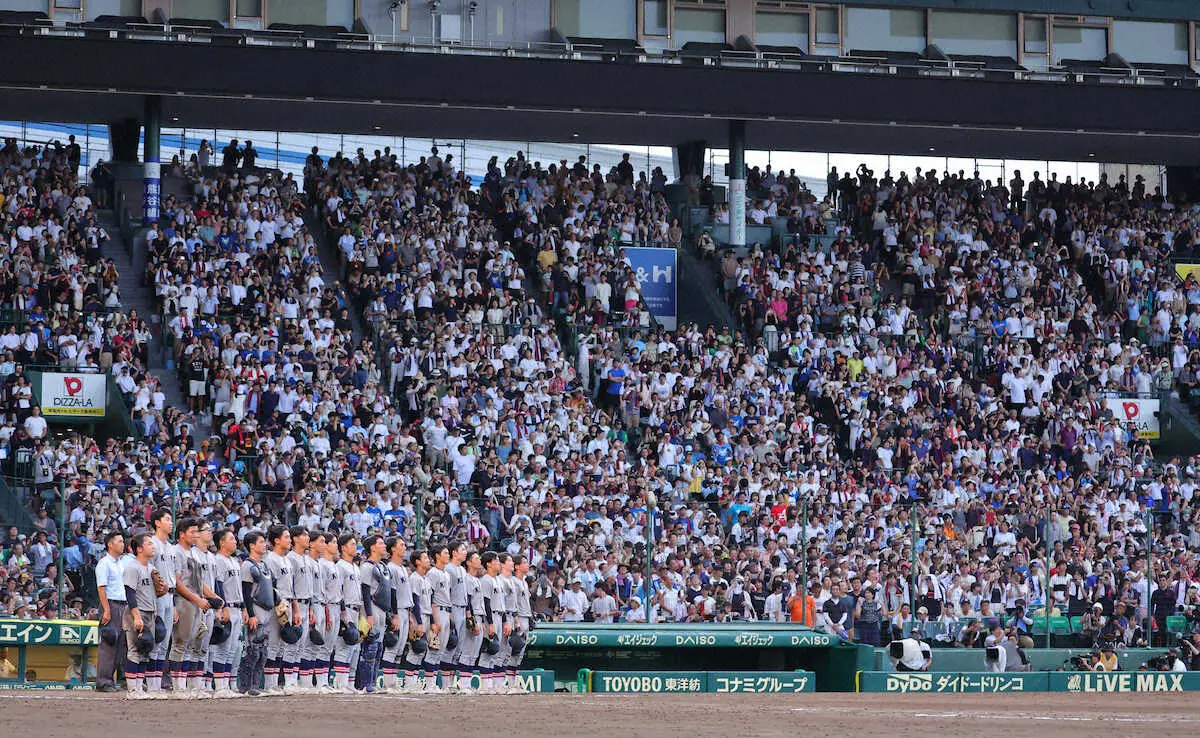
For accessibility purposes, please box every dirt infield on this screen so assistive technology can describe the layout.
[2,691,1198,738]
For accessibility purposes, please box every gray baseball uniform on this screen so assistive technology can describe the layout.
[211,553,244,679]
[286,549,314,684]
[426,566,452,669]
[404,571,431,671]
[332,558,362,673]
[446,562,469,670]
[122,558,157,668]
[384,560,412,675]
[263,550,294,668]
[169,543,203,678]
[148,534,177,685]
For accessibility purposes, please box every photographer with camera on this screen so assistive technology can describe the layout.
[1006,599,1034,649]
[1179,632,1200,670]
[889,627,932,672]
[984,624,1026,672]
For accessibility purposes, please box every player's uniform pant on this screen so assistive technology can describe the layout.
[122,607,156,692]
[446,605,468,677]
[188,606,215,688]
[332,605,361,689]
[480,613,510,690]
[320,603,338,684]
[264,601,287,689]
[427,606,452,679]
[169,598,201,689]
[283,600,309,687]
[210,607,243,691]
[403,612,431,680]
[148,592,174,690]
[508,615,530,670]
[458,616,484,686]
[381,607,410,686]
[305,602,329,687]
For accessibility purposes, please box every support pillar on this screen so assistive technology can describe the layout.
[143,95,162,225]
[728,120,746,248]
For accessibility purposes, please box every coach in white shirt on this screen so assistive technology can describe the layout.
[94,532,127,691]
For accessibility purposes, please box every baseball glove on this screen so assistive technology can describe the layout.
[273,601,290,627]
[408,623,423,642]
[151,570,169,598]
[465,613,478,632]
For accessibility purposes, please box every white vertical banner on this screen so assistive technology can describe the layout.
[729,178,746,246]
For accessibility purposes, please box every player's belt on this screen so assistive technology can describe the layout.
[295,598,311,604]
[452,604,468,609]
[436,605,452,612]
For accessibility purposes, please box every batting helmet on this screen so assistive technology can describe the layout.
[99,622,120,646]
[445,627,459,652]
[209,619,232,646]
[281,623,303,644]
[134,629,155,656]
[308,625,325,647]
[409,634,429,655]
[383,629,400,649]
[481,634,500,656]
[507,632,526,653]
[153,616,168,644]
[339,620,360,646]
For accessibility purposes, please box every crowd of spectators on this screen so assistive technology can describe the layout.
[2,141,1200,672]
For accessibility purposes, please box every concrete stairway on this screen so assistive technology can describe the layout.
[95,209,187,417]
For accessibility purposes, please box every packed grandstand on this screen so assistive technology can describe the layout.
[2,135,1200,663]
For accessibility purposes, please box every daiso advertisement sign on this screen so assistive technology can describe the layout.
[1105,398,1160,440]
[40,372,107,418]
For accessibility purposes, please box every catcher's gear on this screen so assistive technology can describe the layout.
[383,629,400,649]
[445,627,459,652]
[339,620,360,646]
[481,634,500,656]
[153,615,168,643]
[134,629,155,655]
[281,623,302,644]
[507,632,526,653]
[409,634,429,655]
[308,625,325,647]
[209,619,232,646]
[151,570,169,598]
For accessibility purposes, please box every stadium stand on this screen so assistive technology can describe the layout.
[0,139,1198,672]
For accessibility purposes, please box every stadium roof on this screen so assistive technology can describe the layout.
[1,33,1198,164]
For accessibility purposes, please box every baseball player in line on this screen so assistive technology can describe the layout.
[112,531,537,699]
[211,529,244,698]
[168,517,219,700]
[262,525,295,695]
[355,534,390,692]
[443,542,469,693]
[402,548,432,693]
[331,533,363,692]
[121,534,158,699]
[424,544,453,693]
[146,509,176,696]
[381,537,413,693]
